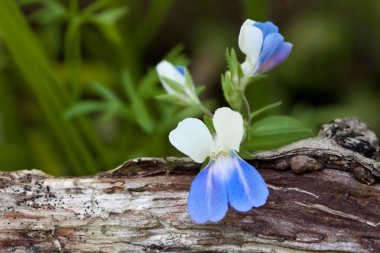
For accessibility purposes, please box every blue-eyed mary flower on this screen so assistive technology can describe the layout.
[156,60,200,105]
[169,107,269,223]
[239,19,293,76]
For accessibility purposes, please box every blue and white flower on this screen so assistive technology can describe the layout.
[156,60,199,105]
[239,19,293,76]
[169,107,269,223]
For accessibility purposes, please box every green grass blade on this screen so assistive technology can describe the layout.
[0,0,98,175]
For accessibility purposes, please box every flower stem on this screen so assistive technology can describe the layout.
[198,102,213,117]
[241,92,251,125]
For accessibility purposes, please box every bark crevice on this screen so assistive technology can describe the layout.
[0,118,379,252]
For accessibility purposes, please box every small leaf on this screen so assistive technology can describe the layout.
[244,115,312,151]
[226,48,244,81]
[91,82,120,103]
[248,74,268,83]
[90,7,128,25]
[155,94,185,105]
[221,74,241,111]
[88,7,128,45]
[238,149,254,160]
[100,104,119,122]
[122,71,154,133]
[184,68,196,93]
[225,48,235,78]
[138,68,159,98]
[229,49,239,69]
[94,22,123,45]
[163,44,189,66]
[250,101,282,120]
[65,101,106,119]
[28,1,67,24]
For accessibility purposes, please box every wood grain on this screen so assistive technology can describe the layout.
[0,118,379,253]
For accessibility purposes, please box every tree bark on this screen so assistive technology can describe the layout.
[0,118,379,253]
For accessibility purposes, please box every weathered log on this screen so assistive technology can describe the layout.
[0,118,379,253]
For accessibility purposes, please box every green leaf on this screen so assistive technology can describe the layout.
[122,71,155,133]
[184,68,196,93]
[28,1,67,24]
[88,7,128,45]
[99,104,119,122]
[244,115,312,150]
[225,48,235,78]
[92,21,123,45]
[138,68,159,98]
[91,82,120,103]
[250,101,282,120]
[163,44,189,66]
[238,149,254,160]
[81,0,118,18]
[226,48,243,81]
[90,7,128,25]
[248,74,268,83]
[65,101,106,119]
[221,74,241,111]
[155,94,184,105]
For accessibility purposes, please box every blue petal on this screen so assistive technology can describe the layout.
[226,154,269,212]
[187,161,228,223]
[253,21,279,38]
[258,42,292,74]
[175,65,185,76]
[259,33,284,65]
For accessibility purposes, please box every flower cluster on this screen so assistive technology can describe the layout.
[156,19,292,223]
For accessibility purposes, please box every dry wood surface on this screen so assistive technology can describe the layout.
[0,118,379,253]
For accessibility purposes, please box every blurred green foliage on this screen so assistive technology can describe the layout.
[0,0,379,175]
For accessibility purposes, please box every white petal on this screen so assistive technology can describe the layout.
[238,19,255,49]
[238,22,263,74]
[240,60,255,77]
[156,60,185,94]
[169,118,215,163]
[213,107,244,151]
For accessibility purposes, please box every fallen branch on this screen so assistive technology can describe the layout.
[0,118,379,252]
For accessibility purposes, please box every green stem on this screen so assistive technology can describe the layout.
[249,101,282,121]
[0,0,97,175]
[198,103,213,117]
[65,0,82,100]
[241,92,251,125]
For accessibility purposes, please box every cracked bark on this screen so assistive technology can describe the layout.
[0,118,379,253]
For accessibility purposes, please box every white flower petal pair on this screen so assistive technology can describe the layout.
[169,107,243,163]
[169,107,269,223]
